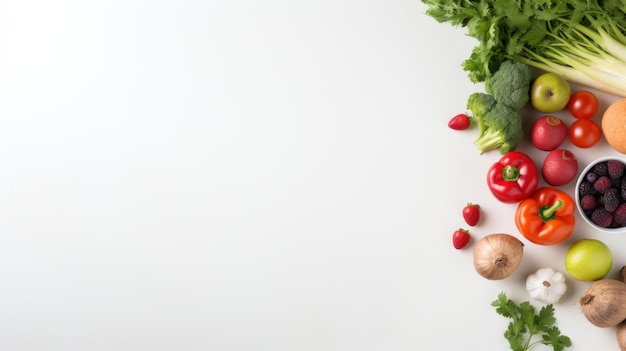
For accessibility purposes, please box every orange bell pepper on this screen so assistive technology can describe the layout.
[515,186,576,245]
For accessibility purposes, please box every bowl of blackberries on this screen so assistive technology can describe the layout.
[576,157,626,232]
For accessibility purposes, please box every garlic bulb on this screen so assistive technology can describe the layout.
[526,268,567,304]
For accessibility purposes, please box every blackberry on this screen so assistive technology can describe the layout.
[578,181,597,197]
[621,178,626,201]
[608,159,625,179]
[594,176,612,194]
[593,162,608,177]
[591,208,613,228]
[602,188,620,213]
[612,176,622,189]
[580,194,598,211]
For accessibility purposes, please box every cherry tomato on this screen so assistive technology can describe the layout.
[568,90,599,119]
[569,119,601,148]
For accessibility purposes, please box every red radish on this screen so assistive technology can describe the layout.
[448,113,471,130]
[530,115,568,151]
[452,228,471,249]
[542,149,579,186]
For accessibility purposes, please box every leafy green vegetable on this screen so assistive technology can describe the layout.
[485,60,533,110]
[421,0,626,96]
[465,60,531,155]
[468,92,523,154]
[492,292,572,351]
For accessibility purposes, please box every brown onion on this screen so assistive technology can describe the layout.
[473,233,524,280]
[579,279,626,328]
[617,320,626,351]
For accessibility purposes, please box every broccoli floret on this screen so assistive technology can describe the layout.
[462,61,531,155]
[467,92,524,155]
[485,60,533,110]
[467,92,496,134]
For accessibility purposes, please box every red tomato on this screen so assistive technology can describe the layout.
[569,119,601,148]
[568,90,599,119]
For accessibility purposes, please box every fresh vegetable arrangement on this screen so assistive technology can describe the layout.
[425,1,626,349]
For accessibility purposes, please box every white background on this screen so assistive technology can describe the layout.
[1,1,625,350]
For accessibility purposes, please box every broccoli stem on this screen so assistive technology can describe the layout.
[473,128,503,154]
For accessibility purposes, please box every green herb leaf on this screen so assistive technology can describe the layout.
[537,304,557,329]
[492,292,571,351]
[420,0,626,96]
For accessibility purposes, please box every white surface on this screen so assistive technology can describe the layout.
[1,1,625,350]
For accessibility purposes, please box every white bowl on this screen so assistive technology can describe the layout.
[575,156,626,233]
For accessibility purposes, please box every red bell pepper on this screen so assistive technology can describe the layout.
[515,187,576,245]
[486,151,539,203]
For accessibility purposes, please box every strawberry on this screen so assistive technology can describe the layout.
[448,113,471,130]
[462,203,481,226]
[452,228,471,249]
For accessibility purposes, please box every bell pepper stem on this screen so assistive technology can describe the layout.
[539,200,564,222]
[501,165,520,182]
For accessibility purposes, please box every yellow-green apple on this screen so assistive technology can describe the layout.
[530,73,571,113]
[565,239,612,281]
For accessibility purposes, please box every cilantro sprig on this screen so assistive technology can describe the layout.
[492,292,572,351]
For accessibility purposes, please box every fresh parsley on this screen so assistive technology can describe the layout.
[492,292,572,351]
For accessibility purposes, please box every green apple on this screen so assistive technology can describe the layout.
[530,73,571,113]
[565,239,612,281]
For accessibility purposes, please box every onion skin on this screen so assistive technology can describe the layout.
[617,267,626,351]
[617,320,626,351]
[580,279,626,328]
[473,233,524,280]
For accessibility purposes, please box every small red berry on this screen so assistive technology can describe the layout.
[452,228,471,249]
[594,176,612,194]
[462,203,481,226]
[448,113,471,130]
